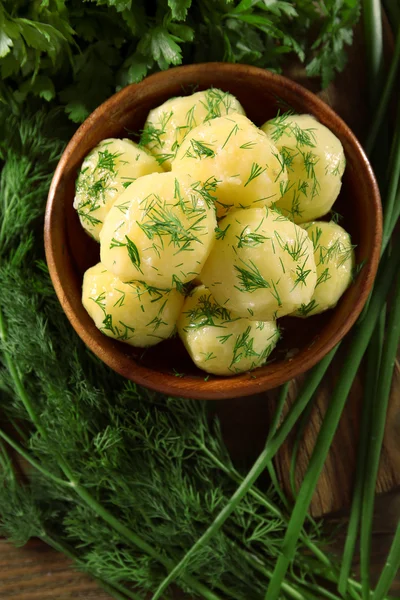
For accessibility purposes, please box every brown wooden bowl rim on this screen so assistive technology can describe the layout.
[45,63,382,400]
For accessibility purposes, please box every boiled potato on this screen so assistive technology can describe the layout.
[100,172,217,289]
[178,285,279,375]
[201,207,317,320]
[261,114,345,223]
[82,262,184,347]
[172,113,288,218]
[74,138,163,240]
[141,88,245,170]
[293,221,355,317]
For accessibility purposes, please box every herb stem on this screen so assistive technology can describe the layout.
[360,270,400,599]
[0,429,71,488]
[0,306,221,600]
[0,307,47,439]
[150,349,337,600]
[264,240,400,600]
[372,519,400,599]
[268,382,291,437]
[365,23,400,155]
[338,308,386,596]
[235,545,311,600]
[383,190,400,254]
[363,0,384,108]
[382,106,400,244]
[0,439,16,487]
[42,534,141,600]
[200,441,332,570]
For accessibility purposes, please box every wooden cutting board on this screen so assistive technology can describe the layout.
[214,19,400,518]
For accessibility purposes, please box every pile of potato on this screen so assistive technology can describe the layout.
[75,88,354,376]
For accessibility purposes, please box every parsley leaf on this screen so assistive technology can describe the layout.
[0,0,360,122]
[168,0,193,21]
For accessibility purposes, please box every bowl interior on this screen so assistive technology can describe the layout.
[45,64,381,399]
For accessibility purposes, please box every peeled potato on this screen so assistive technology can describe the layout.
[141,88,245,170]
[100,172,217,289]
[74,138,163,240]
[293,221,355,317]
[201,207,317,320]
[82,262,184,347]
[172,113,288,218]
[261,114,345,223]
[178,285,279,375]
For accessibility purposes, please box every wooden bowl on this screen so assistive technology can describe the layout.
[45,63,382,400]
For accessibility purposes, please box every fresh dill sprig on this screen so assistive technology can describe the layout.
[140,111,173,150]
[236,225,268,249]
[221,123,240,149]
[200,89,236,121]
[315,268,332,288]
[296,300,319,316]
[138,193,207,256]
[292,259,313,289]
[184,139,216,159]
[234,259,270,293]
[230,326,260,370]
[184,292,233,330]
[191,176,220,209]
[110,236,142,272]
[215,224,230,240]
[244,162,267,187]
[274,227,310,262]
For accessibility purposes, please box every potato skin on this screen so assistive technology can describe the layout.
[201,207,317,320]
[172,113,288,218]
[261,114,345,223]
[178,285,279,375]
[141,88,245,170]
[74,138,163,241]
[293,221,355,317]
[100,172,217,289]
[82,262,184,347]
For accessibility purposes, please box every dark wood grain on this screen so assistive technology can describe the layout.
[0,539,109,599]
[2,487,400,600]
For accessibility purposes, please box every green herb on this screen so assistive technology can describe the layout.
[267,113,316,148]
[216,333,233,344]
[0,1,360,122]
[110,236,142,272]
[236,226,268,248]
[229,326,259,370]
[215,224,230,240]
[221,123,240,149]
[296,300,319,317]
[200,88,237,121]
[138,194,206,258]
[244,162,266,187]
[191,176,220,209]
[184,293,233,329]
[293,259,312,288]
[274,228,309,262]
[315,268,331,288]
[240,141,257,150]
[184,138,215,159]
[234,258,270,293]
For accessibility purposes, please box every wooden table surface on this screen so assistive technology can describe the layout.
[2,487,400,599]
[1,15,400,600]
